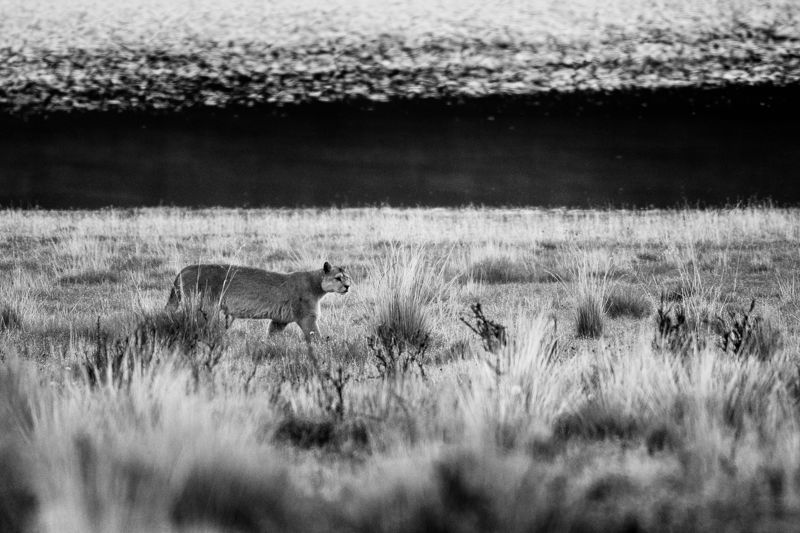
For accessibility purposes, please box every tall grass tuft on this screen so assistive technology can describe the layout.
[576,296,604,338]
[368,245,452,348]
[570,253,610,339]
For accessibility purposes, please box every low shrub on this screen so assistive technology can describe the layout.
[368,326,429,378]
[460,302,507,354]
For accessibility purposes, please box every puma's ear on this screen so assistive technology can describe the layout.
[323,261,332,273]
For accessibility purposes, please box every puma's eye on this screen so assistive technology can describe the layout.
[335,274,343,280]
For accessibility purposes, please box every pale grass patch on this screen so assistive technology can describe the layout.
[28,350,287,531]
[459,314,576,448]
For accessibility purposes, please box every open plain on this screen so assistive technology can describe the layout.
[2,206,800,531]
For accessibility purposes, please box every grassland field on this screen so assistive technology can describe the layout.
[2,206,800,531]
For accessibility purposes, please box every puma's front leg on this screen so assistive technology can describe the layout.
[298,316,322,343]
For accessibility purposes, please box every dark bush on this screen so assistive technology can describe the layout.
[369,325,429,378]
[171,463,316,533]
[716,300,782,361]
[460,303,507,354]
[273,415,368,452]
[653,298,706,357]
[0,303,21,331]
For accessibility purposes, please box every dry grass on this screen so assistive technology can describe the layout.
[1,206,800,532]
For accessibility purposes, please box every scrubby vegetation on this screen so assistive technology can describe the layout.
[1,206,800,531]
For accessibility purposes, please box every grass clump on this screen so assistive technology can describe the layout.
[0,303,21,331]
[576,295,604,338]
[570,252,610,339]
[373,303,429,350]
[369,245,450,349]
[605,285,651,319]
